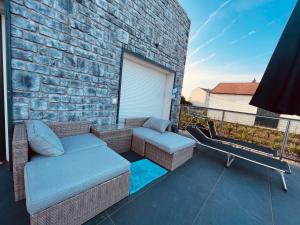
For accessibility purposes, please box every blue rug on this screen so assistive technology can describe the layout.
[130,159,168,194]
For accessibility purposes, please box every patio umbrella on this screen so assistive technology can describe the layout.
[250,1,300,115]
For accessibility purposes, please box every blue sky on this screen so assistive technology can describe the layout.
[179,0,297,97]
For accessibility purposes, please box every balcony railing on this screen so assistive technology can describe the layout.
[179,105,300,162]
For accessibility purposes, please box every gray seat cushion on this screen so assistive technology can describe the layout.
[132,127,160,140]
[146,132,196,154]
[24,146,130,215]
[60,133,107,154]
[142,117,170,133]
[25,120,64,156]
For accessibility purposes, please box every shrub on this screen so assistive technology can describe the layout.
[179,110,300,160]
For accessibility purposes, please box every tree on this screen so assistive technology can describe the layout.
[181,96,192,106]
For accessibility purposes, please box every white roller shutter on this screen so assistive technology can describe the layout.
[119,54,174,122]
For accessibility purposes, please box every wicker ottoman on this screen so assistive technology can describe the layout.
[145,132,196,171]
[132,135,146,156]
[131,127,162,156]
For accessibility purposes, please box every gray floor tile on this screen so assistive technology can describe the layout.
[269,165,300,225]
[107,172,213,225]
[84,211,108,225]
[212,162,273,223]
[194,193,271,225]
[1,150,300,225]
[0,164,29,225]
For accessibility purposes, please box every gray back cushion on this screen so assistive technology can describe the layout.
[142,117,170,133]
[25,120,64,156]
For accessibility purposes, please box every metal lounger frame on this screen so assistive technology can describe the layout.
[207,120,275,156]
[187,127,291,191]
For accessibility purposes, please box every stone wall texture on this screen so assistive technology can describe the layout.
[10,0,190,125]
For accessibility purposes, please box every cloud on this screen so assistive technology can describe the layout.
[267,14,289,26]
[248,30,257,35]
[234,0,273,12]
[230,29,257,45]
[186,53,216,70]
[182,52,271,98]
[224,52,272,70]
[189,0,232,43]
[182,68,262,98]
[188,18,238,59]
[267,20,276,26]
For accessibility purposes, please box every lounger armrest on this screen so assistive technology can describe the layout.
[48,121,92,138]
[12,123,29,201]
[124,117,149,128]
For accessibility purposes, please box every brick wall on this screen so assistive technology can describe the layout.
[10,0,190,125]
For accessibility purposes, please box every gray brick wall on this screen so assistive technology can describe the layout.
[10,0,190,125]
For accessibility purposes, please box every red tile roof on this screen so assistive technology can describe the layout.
[211,81,259,95]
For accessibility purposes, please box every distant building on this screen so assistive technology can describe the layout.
[208,80,259,113]
[190,88,210,107]
[206,79,300,134]
[207,80,260,126]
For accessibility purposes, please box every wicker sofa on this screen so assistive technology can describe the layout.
[125,117,157,156]
[125,118,195,171]
[12,121,130,225]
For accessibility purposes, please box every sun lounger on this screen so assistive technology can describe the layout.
[207,121,276,156]
[186,125,291,191]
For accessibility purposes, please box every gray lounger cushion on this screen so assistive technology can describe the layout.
[60,133,107,154]
[142,117,170,133]
[146,132,196,154]
[24,146,130,214]
[132,127,160,139]
[25,120,64,156]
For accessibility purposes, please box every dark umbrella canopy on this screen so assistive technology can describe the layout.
[250,1,300,115]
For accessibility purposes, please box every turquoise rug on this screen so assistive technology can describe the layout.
[130,159,168,194]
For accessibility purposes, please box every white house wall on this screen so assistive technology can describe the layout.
[190,88,208,107]
[206,93,300,134]
[207,93,257,126]
[278,114,300,134]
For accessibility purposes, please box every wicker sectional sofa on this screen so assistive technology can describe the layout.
[12,121,130,225]
[12,118,195,224]
[125,118,196,171]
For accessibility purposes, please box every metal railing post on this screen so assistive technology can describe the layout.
[220,110,225,134]
[280,120,291,160]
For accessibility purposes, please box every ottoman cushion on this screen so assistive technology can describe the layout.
[146,132,196,154]
[132,127,160,140]
[61,133,107,154]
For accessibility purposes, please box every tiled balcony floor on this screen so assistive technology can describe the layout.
[1,147,300,225]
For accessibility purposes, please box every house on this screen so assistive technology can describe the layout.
[190,87,210,107]
[208,79,259,113]
[207,79,300,133]
[207,80,260,126]
[0,0,190,164]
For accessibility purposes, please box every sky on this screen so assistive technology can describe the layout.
[179,0,297,98]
